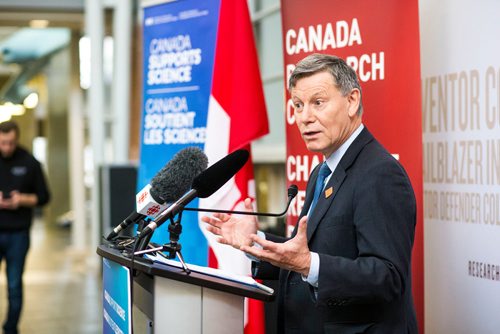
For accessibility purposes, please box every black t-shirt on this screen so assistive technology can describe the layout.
[0,146,50,231]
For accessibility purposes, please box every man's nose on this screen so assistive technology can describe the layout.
[300,105,315,122]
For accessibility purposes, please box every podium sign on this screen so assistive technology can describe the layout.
[103,258,132,334]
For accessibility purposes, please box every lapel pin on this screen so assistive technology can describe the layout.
[325,186,333,198]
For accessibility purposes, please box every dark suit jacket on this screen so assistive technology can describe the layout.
[254,128,417,334]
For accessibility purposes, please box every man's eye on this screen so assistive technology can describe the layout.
[314,100,323,105]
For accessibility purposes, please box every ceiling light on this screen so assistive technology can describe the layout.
[0,111,12,122]
[30,20,50,29]
[0,102,25,116]
[23,92,39,109]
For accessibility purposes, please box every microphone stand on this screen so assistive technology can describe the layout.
[133,210,191,274]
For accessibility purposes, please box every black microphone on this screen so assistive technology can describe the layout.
[105,147,208,240]
[137,149,250,240]
[184,184,298,217]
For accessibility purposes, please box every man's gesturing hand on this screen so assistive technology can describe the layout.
[240,216,311,277]
[202,198,258,249]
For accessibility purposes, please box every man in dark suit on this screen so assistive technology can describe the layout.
[203,54,417,333]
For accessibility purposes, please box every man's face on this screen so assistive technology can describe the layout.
[291,71,361,158]
[0,130,18,158]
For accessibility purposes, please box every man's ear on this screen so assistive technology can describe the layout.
[347,88,361,117]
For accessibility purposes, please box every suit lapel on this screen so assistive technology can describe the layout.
[306,167,346,240]
[305,127,375,241]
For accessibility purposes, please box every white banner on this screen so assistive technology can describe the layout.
[420,0,500,333]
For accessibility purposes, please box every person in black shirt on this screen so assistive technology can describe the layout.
[0,120,50,334]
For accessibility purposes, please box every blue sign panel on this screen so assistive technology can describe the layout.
[140,0,221,265]
[103,259,131,334]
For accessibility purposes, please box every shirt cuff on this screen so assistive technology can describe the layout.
[245,230,266,262]
[302,252,320,288]
[256,230,266,241]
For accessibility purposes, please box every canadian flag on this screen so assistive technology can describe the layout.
[199,0,269,333]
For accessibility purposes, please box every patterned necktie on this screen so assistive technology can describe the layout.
[309,162,331,215]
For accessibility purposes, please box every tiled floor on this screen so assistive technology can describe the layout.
[0,220,102,334]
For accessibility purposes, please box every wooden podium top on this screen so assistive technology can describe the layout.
[97,244,275,302]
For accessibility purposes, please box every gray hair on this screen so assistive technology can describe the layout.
[288,54,363,115]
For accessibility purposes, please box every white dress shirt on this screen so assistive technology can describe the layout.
[303,124,364,287]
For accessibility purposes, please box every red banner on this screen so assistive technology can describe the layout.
[281,0,423,331]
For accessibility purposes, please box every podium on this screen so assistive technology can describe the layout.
[97,244,274,333]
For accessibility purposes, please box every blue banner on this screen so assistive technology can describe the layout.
[102,259,131,334]
[140,0,221,265]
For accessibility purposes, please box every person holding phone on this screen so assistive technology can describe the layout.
[0,120,50,334]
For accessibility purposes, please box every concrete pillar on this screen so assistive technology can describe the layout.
[68,30,87,251]
[111,0,133,163]
[85,0,105,249]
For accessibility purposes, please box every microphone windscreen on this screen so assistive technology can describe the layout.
[192,149,249,198]
[288,184,298,198]
[150,147,208,202]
